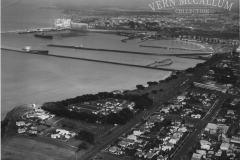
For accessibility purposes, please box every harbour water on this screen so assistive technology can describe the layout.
[1,0,204,120]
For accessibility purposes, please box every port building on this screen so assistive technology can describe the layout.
[193,82,229,93]
[54,19,71,28]
[70,22,88,31]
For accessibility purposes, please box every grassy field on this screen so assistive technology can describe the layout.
[1,137,76,160]
[60,119,113,136]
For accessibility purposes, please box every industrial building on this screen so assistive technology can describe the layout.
[70,22,88,31]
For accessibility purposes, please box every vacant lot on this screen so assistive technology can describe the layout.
[1,137,76,160]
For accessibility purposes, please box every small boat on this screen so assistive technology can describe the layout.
[22,45,49,55]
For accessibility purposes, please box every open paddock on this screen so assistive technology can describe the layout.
[60,119,114,136]
[65,137,83,147]
[44,116,64,125]
[1,137,76,160]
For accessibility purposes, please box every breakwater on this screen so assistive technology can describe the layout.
[47,44,160,56]
[1,48,181,71]
[47,44,212,56]
[139,45,208,53]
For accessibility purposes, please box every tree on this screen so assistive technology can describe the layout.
[152,90,158,94]
[77,142,88,150]
[185,67,195,73]
[136,85,145,90]
[195,63,204,68]
[76,130,95,144]
[147,81,158,86]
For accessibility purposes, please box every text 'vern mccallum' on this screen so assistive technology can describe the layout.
[149,0,233,11]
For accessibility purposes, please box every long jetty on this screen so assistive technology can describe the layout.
[1,48,181,71]
[47,44,212,56]
[139,45,211,53]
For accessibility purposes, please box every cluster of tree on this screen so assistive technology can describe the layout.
[42,92,153,125]
[152,90,158,94]
[150,122,163,133]
[185,62,208,73]
[192,109,206,117]
[134,94,153,110]
[209,66,237,83]
[75,130,94,144]
[77,142,88,151]
[1,119,9,138]
[106,108,134,125]
[147,81,159,86]
[136,84,145,90]
[160,75,179,83]
[185,67,195,73]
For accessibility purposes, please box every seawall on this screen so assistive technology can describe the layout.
[1,48,181,71]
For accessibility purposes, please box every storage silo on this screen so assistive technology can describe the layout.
[70,22,88,31]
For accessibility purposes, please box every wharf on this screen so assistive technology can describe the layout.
[1,47,181,72]
[47,44,212,56]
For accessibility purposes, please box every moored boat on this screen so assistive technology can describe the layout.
[35,33,53,39]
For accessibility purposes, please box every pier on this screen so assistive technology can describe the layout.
[139,45,210,53]
[47,44,212,56]
[1,27,60,34]
[1,48,181,72]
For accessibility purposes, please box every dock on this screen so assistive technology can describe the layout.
[1,47,181,72]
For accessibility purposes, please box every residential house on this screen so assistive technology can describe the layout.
[157,155,168,160]
[135,151,145,158]
[133,130,143,136]
[191,114,201,119]
[169,138,178,144]
[109,146,119,153]
[200,140,211,150]
[127,134,137,141]
[220,143,230,151]
[196,149,207,155]
[16,121,26,126]
[173,131,183,139]
[191,153,202,160]
[230,138,240,144]
[162,143,174,151]
[18,128,26,133]
[144,151,155,159]
[124,139,135,146]
[227,110,235,114]
[51,134,60,139]
[118,141,128,148]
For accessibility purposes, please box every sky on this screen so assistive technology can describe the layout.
[55,0,239,9]
[1,0,239,10]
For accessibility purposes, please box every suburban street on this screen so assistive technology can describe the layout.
[172,95,226,160]
[80,55,229,160]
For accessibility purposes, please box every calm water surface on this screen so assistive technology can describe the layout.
[1,0,204,120]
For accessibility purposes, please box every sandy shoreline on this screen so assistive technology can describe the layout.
[174,39,212,52]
